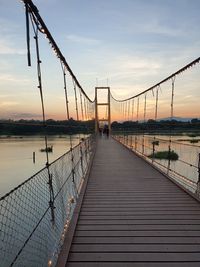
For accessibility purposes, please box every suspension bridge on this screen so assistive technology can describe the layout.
[0,1,200,266]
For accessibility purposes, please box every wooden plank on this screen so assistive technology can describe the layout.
[79,215,200,220]
[80,207,200,211]
[74,230,200,237]
[68,252,200,261]
[70,243,200,252]
[77,219,200,225]
[67,263,200,267]
[64,138,200,266]
[80,213,200,216]
[81,205,199,209]
[82,200,197,204]
[72,236,200,244]
[76,224,200,232]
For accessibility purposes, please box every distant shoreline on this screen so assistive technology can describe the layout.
[0,118,200,135]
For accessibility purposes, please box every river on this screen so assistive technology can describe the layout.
[0,134,87,196]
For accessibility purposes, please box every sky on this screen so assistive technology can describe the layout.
[0,0,200,120]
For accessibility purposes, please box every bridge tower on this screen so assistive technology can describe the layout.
[95,87,111,134]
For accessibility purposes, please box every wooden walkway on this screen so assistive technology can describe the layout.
[66,137,200,267]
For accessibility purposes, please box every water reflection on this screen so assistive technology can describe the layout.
[0,135,86,196]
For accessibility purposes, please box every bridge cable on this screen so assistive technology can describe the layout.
[8,10,57,267]
[128,100,130,121]
[79,89,84,121]
[142,94,147,155]
[22,0,94,103]
[72,79,79,121]
[167,76,176,173]
[131,98,135,148]
[134,97,140,151]
[152,86,159,162]
[25,2,31,66]
[60,63,79,197]
[30,12,55,225]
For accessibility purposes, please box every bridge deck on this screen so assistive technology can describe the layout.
[66,137,200,267]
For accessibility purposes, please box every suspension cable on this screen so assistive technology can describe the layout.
[137,97,140,122]
[29,13,55,226]
[60,62,70,120]
[131,98,134,121]
[22,0,94,103]
[72,79,79,121]
[155,86,159,121]
[128,100,130,121]
[25,2,31,66]
[79,89,84,121]
[167,76,176,173]
[110,57,200,103]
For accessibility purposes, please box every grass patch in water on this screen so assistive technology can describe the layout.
[148,150,179,160]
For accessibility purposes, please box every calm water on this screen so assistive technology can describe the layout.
[0,135,87,196]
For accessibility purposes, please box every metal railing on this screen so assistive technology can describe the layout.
[113,133,200,197]
[111,57,200,198]
[0,135,95,267]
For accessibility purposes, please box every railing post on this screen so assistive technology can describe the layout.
[196,153,200,196]
[152,142,155,163]
[167,140,171,174]
[142,136,145,155]
[135,135,137,151]
[80,141,84,176]
[70,146,78,199]
[131,135,133,149]
[47,170,55,224]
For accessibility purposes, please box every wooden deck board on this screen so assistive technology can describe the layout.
[66,137,200,266]
[67,263,200,267]
[67,262,199,267]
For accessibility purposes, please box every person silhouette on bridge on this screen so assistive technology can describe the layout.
[103,124,109,138]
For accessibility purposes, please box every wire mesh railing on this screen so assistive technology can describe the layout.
[111,57,200,198]
[0,134,95,267]
[113,134,200,194]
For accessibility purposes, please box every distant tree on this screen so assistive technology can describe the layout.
[147,119,156,124]
[191,118,199,124]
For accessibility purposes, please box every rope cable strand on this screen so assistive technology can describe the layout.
[22,0,94,103]
[31,15,55,225]
[25,2,31,66]
[60,62,70,120]
[167,76,176,173]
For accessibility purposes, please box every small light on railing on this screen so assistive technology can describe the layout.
[48,260,52,266]
[41,28,46,33]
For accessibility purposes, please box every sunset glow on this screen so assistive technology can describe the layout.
[0,0,199,121]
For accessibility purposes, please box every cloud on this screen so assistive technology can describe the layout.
[11,113,42,119]
[139,18,184,37]
[0,112,43,120]
[0,18,26,55]
[0,39,26,55]
[0,74,30,83]
[0,101,19,107]
[66,34,100,45]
